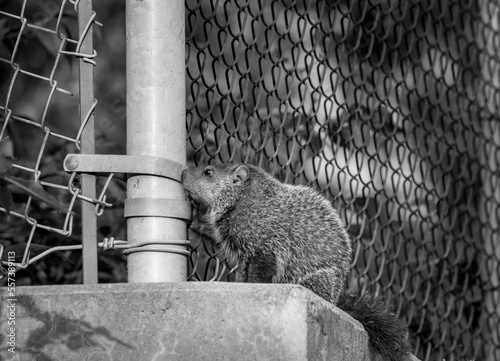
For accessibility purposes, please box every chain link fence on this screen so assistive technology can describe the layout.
[0,1,129,285]
[0,0,499,360]
[0,0,107,282]
[185,1,500,360]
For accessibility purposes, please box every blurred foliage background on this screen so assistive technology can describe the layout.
[0,0,127,285]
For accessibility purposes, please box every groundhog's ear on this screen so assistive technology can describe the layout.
[232,165,250,184]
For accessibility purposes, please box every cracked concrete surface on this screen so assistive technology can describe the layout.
[1,282,371,360]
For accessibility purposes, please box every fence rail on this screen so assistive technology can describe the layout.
[1,1,500,360]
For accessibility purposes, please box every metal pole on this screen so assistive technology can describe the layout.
[78,0,98,284]
[125,0,187,282]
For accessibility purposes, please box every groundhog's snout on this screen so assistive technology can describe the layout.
[181,169,188,183]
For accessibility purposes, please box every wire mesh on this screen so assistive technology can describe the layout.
[0,0,112,283]
[185,1,500,360]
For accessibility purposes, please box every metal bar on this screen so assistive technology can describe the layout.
[125,0,187,283]
[78,0,98,284]
[63,154,186,181]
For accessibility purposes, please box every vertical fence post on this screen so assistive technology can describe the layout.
[78,0,98,284]
[125,0,187,282]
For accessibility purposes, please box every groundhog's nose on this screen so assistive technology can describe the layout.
[181,169,188,182]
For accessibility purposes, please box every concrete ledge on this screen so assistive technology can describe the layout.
[1,282,370,360]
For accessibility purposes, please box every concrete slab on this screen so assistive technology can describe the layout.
[0,282,370,360]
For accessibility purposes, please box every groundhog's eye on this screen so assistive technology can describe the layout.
[202,167,213,177]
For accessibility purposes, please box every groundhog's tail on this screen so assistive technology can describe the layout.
[337,292,413,361]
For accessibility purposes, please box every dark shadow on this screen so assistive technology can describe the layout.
[0,295,132,360]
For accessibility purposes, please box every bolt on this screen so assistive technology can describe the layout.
[65,156,79,170]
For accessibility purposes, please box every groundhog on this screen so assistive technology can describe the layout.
[182,163,412,361]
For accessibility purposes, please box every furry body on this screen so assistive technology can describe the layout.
[182,163,412,361]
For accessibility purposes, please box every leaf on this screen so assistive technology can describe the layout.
[0,154,13,175]
[0,139,14,178]
[1,243,47,262]
[0,138,14,158]
[1,22,22,53]
[0,182,13,218]
[2,176,69,213]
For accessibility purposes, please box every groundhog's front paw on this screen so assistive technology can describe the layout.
[190,217,203,233]
[191,216,215,236]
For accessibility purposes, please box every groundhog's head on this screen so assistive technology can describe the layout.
[181,164,250,217]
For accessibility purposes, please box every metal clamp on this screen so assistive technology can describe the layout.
[63,154,187,181]
[124,198,191,221]
[63,154,192,257]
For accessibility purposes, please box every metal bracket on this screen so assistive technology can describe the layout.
[63,154,187,181]
[63,154,192,220]
[124,198,191,221]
